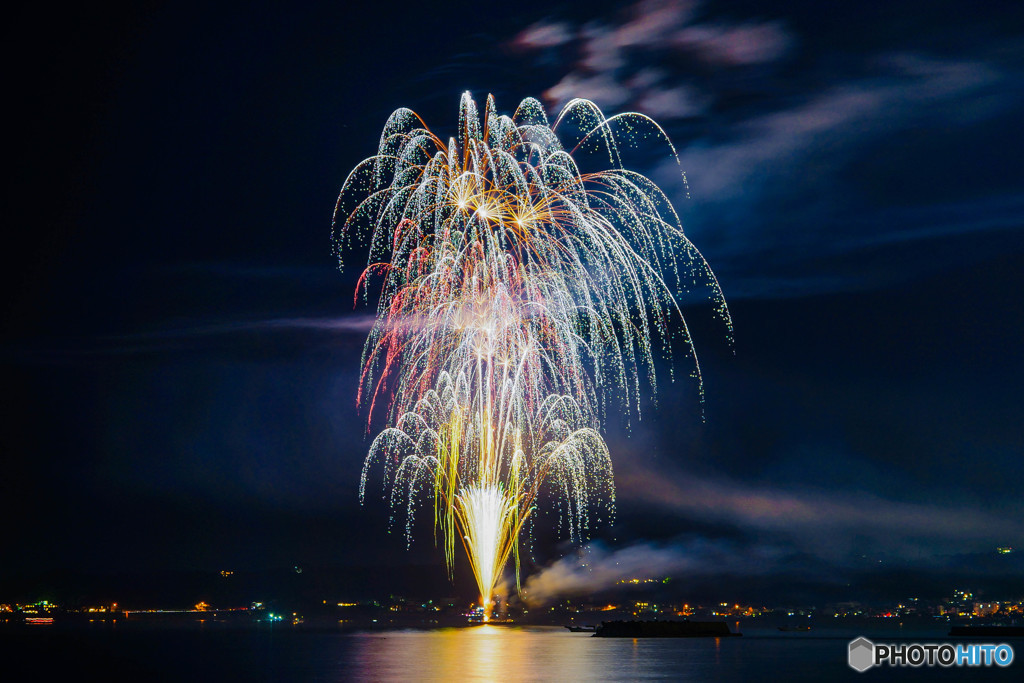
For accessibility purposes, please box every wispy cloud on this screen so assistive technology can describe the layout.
[511,21,574,50]
[635,84,705,119]
[672,21,790,66]
[511,0,792,116]
[616,463,1024,559]
[659,51,1019,297]
[670,53,1001,203]
[544,72,631,111]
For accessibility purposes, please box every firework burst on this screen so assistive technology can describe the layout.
[335,92,729,617]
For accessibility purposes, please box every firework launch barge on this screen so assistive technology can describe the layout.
[593,620,742,638]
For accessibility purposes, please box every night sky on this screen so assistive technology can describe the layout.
[4,0,1022,605]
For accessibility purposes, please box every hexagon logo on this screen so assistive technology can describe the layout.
[848,637,875,672]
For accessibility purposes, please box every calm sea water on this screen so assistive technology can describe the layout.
[2,624,1017,681]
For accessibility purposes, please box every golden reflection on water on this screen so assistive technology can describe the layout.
[346,625,759,681]
[350,625,602,682]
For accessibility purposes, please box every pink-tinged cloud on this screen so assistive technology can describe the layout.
[511,21,573,49]
[545,72,632,111]
[576,1,698,73]
[672,22,791,65]
[509,0,793,120]
[626,67,667,90]
[635,84,706,119]
[611,0,698,48]
[578,25,625,72]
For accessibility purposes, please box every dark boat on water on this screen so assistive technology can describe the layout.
[949,625,1024,637]
[594,620,741,638]
[564,624,597,633]
[778,625,811,632]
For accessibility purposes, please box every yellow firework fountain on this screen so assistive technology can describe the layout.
[336,92,729,618]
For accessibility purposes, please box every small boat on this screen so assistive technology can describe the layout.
[778,625,811,632]
[565,624,596,632]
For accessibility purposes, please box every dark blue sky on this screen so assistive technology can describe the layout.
[3,0,1022,603]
